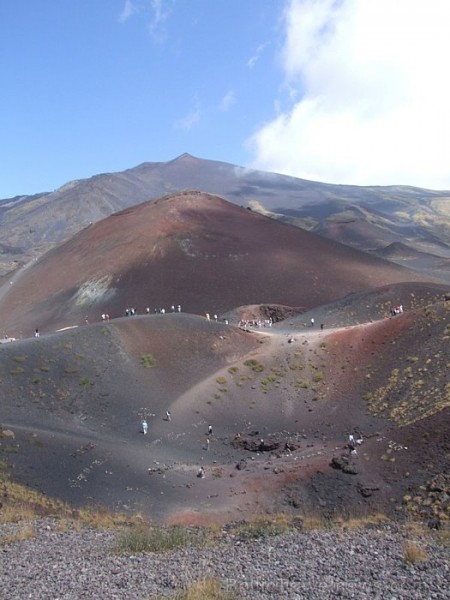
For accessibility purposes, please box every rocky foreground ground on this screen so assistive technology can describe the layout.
[0,519,448,599]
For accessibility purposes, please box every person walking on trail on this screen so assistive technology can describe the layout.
[165,410,171,422]
[142,419,148,435]
[208,424,213,435]
[310,317,315,327]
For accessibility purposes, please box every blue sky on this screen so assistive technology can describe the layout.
[2,1,450,198]
[1,1,283,197]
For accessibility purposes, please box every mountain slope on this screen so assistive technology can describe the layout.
[0,286,448,524]
[0,191,440,338]
[1,154,450,281]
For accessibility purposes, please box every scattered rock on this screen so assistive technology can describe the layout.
[358,484,379,498]
[330,454,359,475]
[427,474,450,494]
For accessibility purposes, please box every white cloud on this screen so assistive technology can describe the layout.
[219,90,236,112]
[174,107,201,132]
[149,0,174,43]
[249,0,450,188]
[118,0,138,23]
[247,43,268,69]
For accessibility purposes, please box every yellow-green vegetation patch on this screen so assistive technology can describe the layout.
[326,210,358,224]
[289,362,304,371]
[141,354,156,368]
[0,429,15,439]
[114,524,207,554]
[10,367,24,376]
[0,524,36,547]
[296,379,309,389]
[0,475,138,528]
[366,356,450,425]
[243,359,264,372]
[261,375,279,386]
[403,542,428,565]
[182,579,235,600]
[407,356,419,363]
[216,376,227,385]
[270,366,287,377]
[430,197,450,215]
[227,366,239,374]
[423,306,436,318]
[13,356,26,363]
[0,461,7,483]
[151,578,236,600]
[239,374,251,382]
[403,366,414,378]
[231,514,290,541]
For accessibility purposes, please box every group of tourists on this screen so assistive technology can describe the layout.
[238,318,273,329]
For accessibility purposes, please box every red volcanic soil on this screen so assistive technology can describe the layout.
[0,191,441,339]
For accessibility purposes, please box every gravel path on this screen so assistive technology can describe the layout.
[1,520,448,599]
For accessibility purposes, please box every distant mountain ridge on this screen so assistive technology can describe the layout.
[1,153,450,281]
[0,191,441,337]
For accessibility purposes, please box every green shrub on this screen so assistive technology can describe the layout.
[261,375,278,386]
[233,517,289,541]
[243,359,264,372]
[10,367,24,376]
[296,379,309,389]
[114,525,206,554]
[141,354,156,368]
